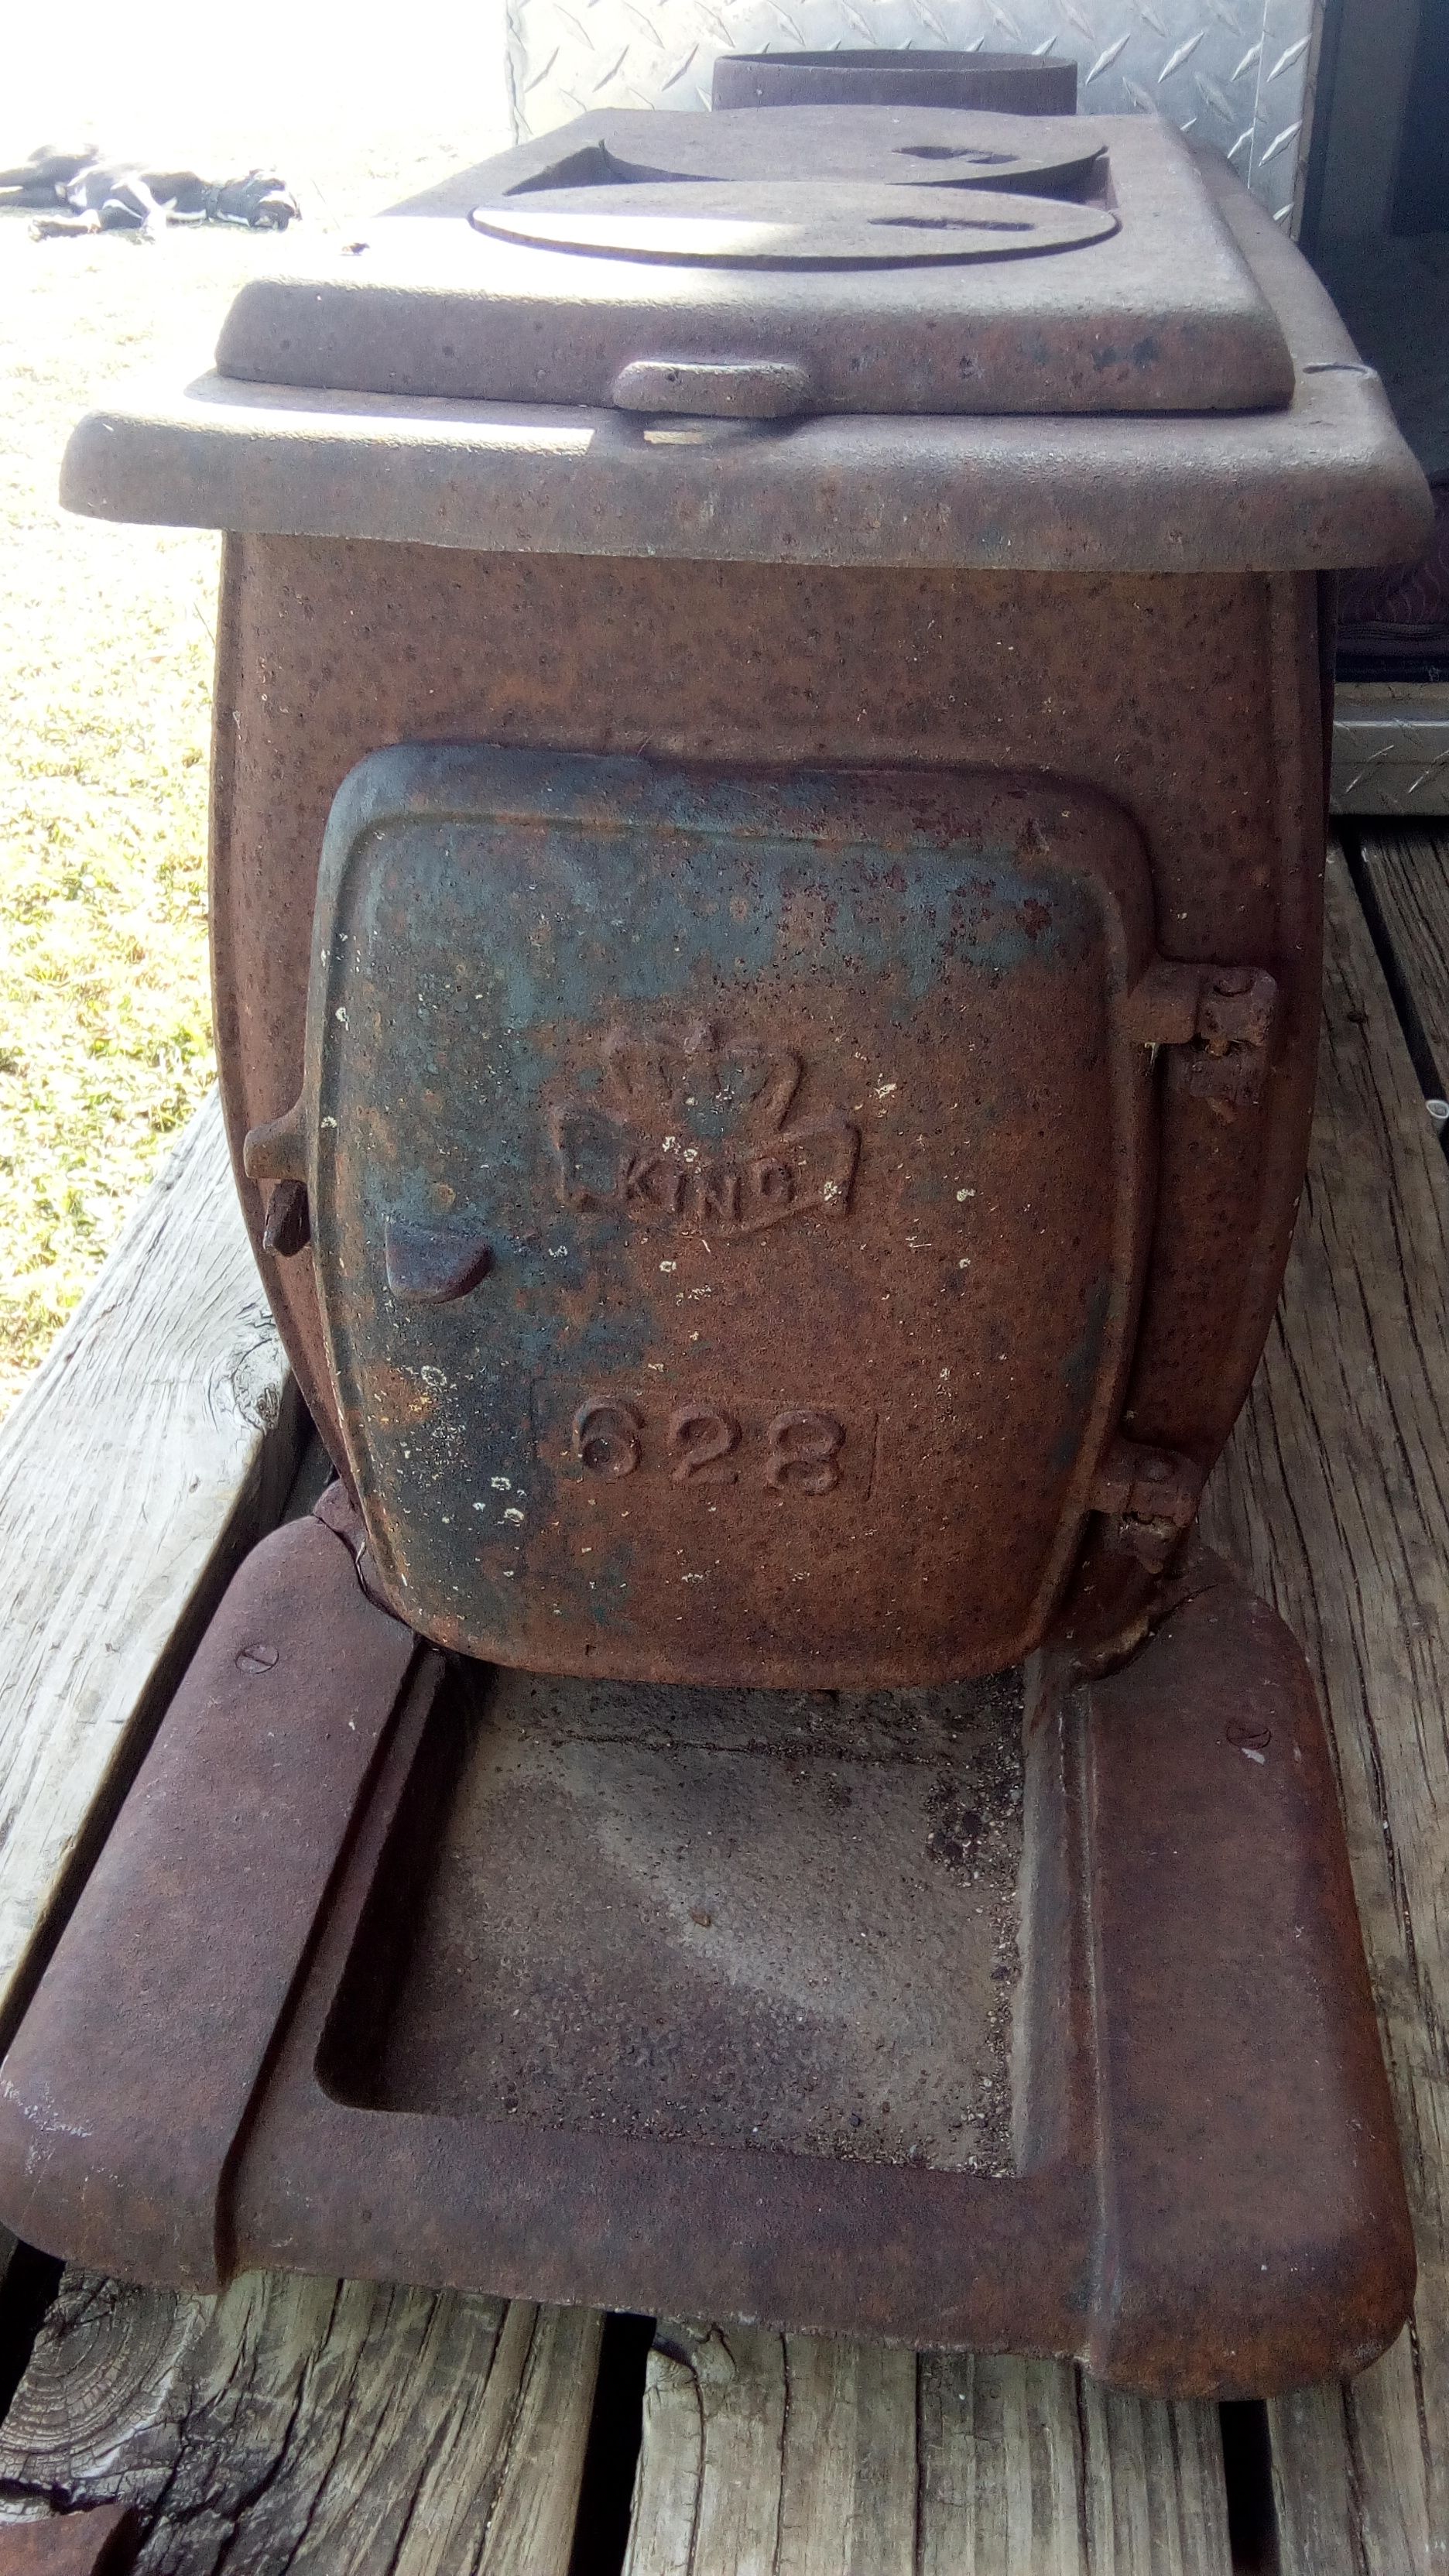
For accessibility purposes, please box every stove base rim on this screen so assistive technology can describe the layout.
[0,1516,1413,2400]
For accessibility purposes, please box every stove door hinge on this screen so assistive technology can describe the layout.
[1124,961,1279,1108]
[243,1098,310,1258]
[1091,1437,1204,1570]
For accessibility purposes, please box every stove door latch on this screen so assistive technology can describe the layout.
[1124,960,1279,1108]
[243,1099,310,1258]
[244,1101,494,1301]
[1091,1436,1204,1570]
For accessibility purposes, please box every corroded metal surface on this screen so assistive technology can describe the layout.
[0,1538,1412,2393]
[285,751,1159,1686]
[0,1515,432,2286]
[218,118,1291,420]
[0,2509,139,2576]
[331,1658,1026,2174]
[494,102,1108,191]
[468,176,1122,272]
[1074,1562,1413,2393]
[211,543,1326,1687]
[8,77,1423,2384]
[58,154,1430,570]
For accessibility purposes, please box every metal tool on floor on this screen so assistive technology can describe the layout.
[0,52,1432,2397]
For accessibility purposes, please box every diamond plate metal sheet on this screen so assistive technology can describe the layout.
[505,0,1324,231]
[1331,686,1449,817]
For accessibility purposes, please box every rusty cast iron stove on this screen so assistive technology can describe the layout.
[0,65,1433,2397]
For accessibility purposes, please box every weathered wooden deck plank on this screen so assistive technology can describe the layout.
[1199,844,1449,2574]
[0,2270,600,2576]
[1358,820,1449,1088]
[623,2327,1233,2573]
[0,1096,603,2571]
[0,1090,301,2046]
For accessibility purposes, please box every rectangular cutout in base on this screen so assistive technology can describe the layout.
[321,1663,1024,2177]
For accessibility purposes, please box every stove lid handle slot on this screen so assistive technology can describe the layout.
[611,356,814,419]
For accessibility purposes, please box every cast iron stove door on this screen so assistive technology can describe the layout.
[300,748,1160,1687]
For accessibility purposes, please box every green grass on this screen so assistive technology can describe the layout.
[0,224,227,1413]
[0,125,502,1414]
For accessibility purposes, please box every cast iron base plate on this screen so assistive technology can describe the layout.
[0,1509,1413,2397]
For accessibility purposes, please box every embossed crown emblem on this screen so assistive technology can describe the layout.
[550,1022,860,1238]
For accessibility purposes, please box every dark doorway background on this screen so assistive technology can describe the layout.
[1392,0,1449,234]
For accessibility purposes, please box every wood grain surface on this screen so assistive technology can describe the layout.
[0,1091,302,2047]
[1358,823,1449,1089]
[0,2270,600,2576]
[622,2325,1233,2576]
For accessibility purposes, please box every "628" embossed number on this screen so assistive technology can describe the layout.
[570,1396,848,1496]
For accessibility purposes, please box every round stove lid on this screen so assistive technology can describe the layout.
[530,106,1108,199]
[470,180,1118,270]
